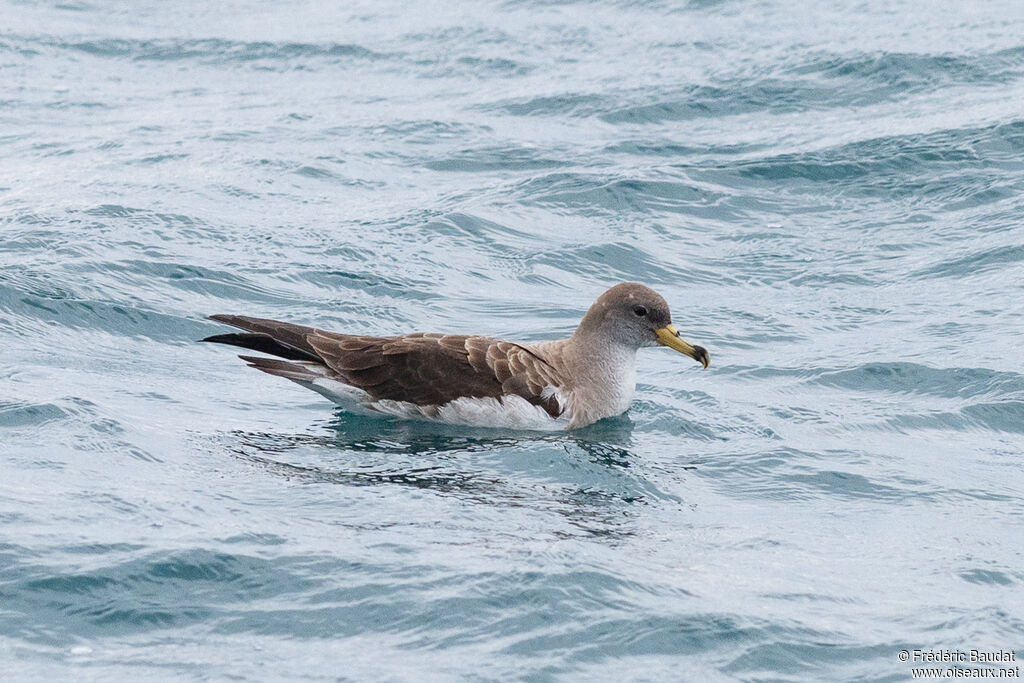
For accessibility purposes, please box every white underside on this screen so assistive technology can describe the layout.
[298,377,572,431]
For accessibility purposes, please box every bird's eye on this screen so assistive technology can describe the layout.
[633,305,648,317]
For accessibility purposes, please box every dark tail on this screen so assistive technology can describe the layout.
[200,314,323,362]
[200,332,318,361]
[202,315,335,387]
[236,354,325,382]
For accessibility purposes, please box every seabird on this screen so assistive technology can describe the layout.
[201,282,709,430]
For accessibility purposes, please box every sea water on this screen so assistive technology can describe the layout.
[2,0,1023,679]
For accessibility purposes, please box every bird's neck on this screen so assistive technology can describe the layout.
[567,331,636,377]
[541,333,638,426]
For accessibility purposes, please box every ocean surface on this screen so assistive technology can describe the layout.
[2,0,1023,680]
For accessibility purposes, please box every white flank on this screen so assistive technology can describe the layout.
[289,377,571,430]
[304,378,373,410]
[371,395,571,431]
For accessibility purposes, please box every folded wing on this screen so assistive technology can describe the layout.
[202,316,564,418]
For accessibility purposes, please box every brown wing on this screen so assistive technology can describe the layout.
[203,315,565,418]
[307,331,565,417]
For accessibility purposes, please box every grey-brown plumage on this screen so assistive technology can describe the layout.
[202,283,709,429]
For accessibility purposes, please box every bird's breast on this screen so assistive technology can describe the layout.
[565,354,637,427]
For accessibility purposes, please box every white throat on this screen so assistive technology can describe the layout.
[564,339,638,426]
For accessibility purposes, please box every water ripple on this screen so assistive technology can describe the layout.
[3,0,1024,678]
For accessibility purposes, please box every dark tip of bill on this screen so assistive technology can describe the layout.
[694,345,710,369]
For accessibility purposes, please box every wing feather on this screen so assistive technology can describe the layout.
[206,316,567,419]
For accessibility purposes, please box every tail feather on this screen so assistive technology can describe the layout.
[205,315,323,361]
[203,315,368,405]
[237,354,325,382]
[236,354,366,406]
[201,332,318,362]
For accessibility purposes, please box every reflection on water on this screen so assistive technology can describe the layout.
[234,408,639,466]
[225,409,658,540]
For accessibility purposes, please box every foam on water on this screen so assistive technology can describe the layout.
[2,0,1023,679]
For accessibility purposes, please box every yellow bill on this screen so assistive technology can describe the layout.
[655,325,710,368]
